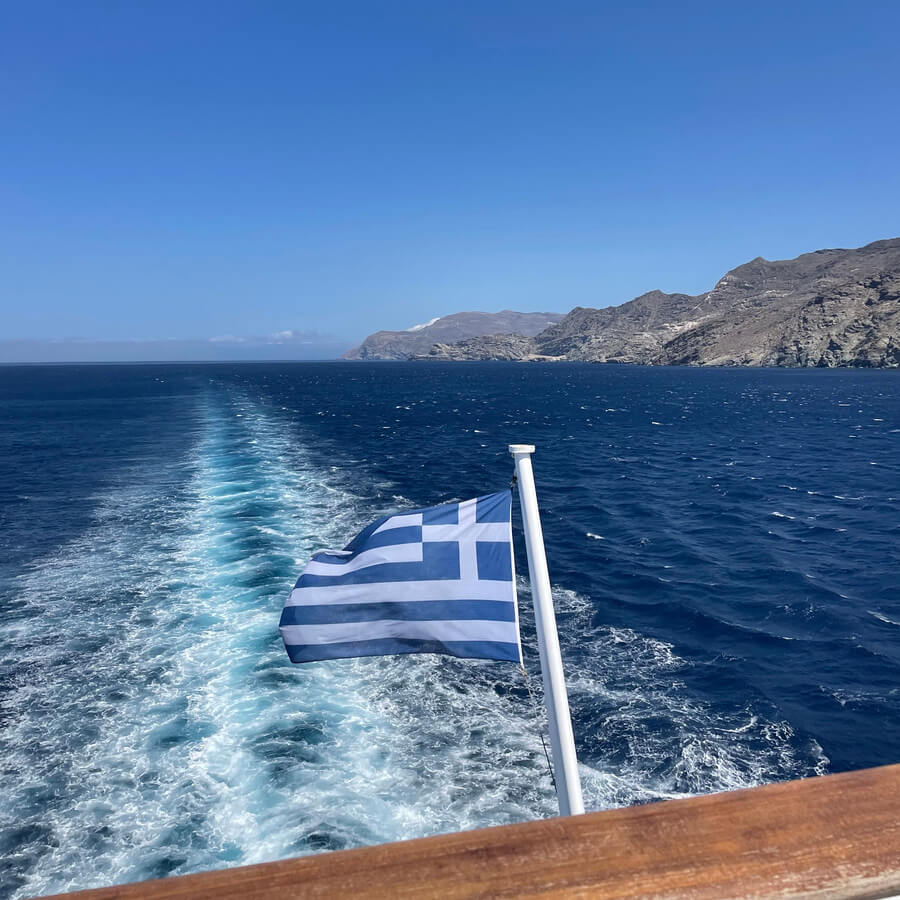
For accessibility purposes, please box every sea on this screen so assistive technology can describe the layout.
[1,361,898,898]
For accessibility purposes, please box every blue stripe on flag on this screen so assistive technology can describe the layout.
[353,525,422,551]
[283,638,521,664]
[309,526,423,566]
[476,491,511,523]
[298,541,459,587]
[280,599,516,626]
[342,514,391,553]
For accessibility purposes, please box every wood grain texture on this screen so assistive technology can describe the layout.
[39,764,900,900]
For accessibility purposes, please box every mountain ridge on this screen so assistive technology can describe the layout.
[416,238,900,368]
[344,310,564,360]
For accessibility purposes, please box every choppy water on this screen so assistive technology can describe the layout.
[1,362,898,898]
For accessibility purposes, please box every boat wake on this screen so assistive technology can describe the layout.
[0,384,832,899]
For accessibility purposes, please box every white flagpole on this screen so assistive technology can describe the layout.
[508,444,585,817]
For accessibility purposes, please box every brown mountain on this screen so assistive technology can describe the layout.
[418,239,900,367]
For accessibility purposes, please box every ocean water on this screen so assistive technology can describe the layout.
[1,361,898,898]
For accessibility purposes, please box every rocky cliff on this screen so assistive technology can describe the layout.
[424,333,542,361]
[344,310,564,360]
[415,239,900,367]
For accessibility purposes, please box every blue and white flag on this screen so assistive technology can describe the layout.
[280,490,522,665]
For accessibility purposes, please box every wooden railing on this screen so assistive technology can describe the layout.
[41,764,900,899]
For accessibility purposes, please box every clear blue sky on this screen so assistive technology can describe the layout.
[2,0,898,359]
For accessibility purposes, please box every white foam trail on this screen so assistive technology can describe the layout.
[0,394,398,896]
[3,393,573,898]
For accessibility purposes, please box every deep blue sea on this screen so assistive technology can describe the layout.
[1,362,898,898]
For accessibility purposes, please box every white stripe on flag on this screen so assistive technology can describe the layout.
[373,512,423,534]
[280,618,518,646]
[285,579,511,607]
[303,541,423,576]
[421,521,509,542]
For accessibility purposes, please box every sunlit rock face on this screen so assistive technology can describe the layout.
[417,239,900,367]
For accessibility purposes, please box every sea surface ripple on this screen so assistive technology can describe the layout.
[1,362,898,898]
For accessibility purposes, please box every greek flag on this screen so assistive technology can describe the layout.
[279,490,522,665]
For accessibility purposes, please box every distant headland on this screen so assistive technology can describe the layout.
[344,311,564,361]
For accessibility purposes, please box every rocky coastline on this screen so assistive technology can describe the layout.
[413,239,900,368]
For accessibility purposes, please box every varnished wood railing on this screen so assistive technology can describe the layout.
[40,764,900,899]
